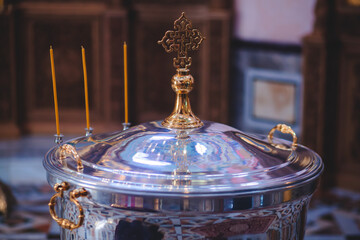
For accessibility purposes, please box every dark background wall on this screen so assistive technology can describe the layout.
[0,0,232,136]
[1,0,360,192]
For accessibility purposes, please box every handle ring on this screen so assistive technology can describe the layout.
[59,144,84,171]
[48,182,88,230]
[267,124,297,148]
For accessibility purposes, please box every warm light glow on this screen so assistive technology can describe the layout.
[123,42,128,124]
[50,46,60,135]
[81,46,90,130]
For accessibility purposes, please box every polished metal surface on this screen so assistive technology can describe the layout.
[48,182,88,230]
[47,174,319,213]
[162,69,203,129]
[158,13,204,129]
[158,12,204,69]
[44,120,323,211]
[43,12,323,239]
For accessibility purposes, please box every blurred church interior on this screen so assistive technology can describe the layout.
[0,0,360,238]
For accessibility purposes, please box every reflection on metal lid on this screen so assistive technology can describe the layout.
[44,121,323,196]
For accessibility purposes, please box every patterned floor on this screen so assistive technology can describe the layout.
[0,136,359,239]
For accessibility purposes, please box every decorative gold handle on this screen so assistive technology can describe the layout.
[59,144,84,171]
[48,182,88,230]
[267,124,297,148]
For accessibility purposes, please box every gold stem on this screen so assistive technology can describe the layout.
[162,69,202,129]
[175,93,190,115]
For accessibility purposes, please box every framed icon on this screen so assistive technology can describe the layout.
[243,68,302,136]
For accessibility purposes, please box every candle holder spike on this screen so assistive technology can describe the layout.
[85,127,93,137]
[122,122,131,131]
[54,134,64,145]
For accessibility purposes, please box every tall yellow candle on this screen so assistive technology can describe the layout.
[50,46,60,136]
[81,46,90,130]
[123,42,128,124]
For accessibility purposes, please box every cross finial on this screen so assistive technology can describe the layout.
[158,12,205,69]
[159,13,204,129]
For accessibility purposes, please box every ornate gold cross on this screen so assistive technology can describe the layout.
[158,13,204,129]
[158,12,205,69]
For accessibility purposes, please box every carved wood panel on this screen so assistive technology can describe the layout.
[103,10,128,124]
[14,2,127,134]
[336,43,360,190]
[0,14,15,123]
[0,11,19,137]
[302,0,360,191]
[0,1,231,136]
[301,38,326,154]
